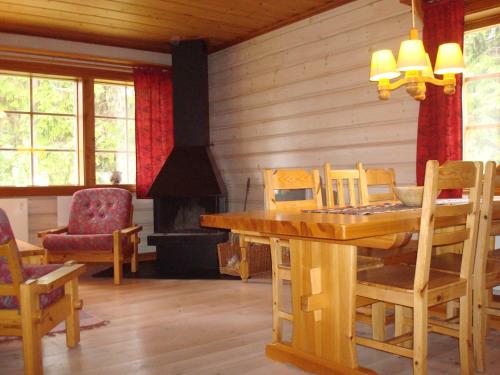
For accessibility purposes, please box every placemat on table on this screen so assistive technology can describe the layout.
[303,203,418,215]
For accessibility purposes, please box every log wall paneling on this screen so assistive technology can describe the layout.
[208,0,421,212]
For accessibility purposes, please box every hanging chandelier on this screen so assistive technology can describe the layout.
[369,0,464,101]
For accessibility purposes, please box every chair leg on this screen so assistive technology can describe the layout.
[269,237,281,342]
[473,288,487,372]
[113,258,123,285]
[395,305,412,349]
[131,235,138,273]
[113,231,123,285]
[20,283,43,375]
[413,298,428,375]
[239,236,249,283]
[65,278,80,348]
[446,300,459,319]
[371,302,386,340]
[459,292,473,375]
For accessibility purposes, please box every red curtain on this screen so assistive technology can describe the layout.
[134,67,174,198]
[416,0,464,194]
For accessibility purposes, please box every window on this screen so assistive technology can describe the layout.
[0,74,79,186]
[94,82,136,185]
[0,68,136,193]
[463,24,500,163]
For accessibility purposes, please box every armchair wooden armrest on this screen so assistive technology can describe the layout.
[16,240,46,257]
[30,263,86,294]
[119,225,143,237]
[37,226,68,238]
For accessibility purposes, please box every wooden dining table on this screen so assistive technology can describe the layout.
[200,200,500,374]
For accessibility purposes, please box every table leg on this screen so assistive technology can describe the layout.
[266,239,375,374]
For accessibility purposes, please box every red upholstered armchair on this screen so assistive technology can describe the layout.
[0,208,85,375]
[38,188,142,285]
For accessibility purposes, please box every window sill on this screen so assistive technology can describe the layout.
[0,184,136,197]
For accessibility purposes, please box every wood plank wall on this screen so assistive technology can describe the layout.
[208,0,421,211]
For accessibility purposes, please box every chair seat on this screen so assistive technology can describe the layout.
[430,253,500,289]
[43,233,115,252]
[491,249,500,260]
[357,255,383,271]
[357,264,465,306]
[357,240,418,265]
[0,264,64,310]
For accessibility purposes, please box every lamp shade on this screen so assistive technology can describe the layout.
[370,50,400,81]
[396,39,427,71]
[422,53,435,78]
[434,43,465,74]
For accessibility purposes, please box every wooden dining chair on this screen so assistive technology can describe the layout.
[356,160,482,375]
[324,163,364,207]
[357,162,397,204]
[262,168,384,342]
[323,163,394,340]
[262,168,322,343]
[235,168,323,282]
[426,161,500,372]
[356,162,418,266]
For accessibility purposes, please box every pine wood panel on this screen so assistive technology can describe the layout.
[208,0,421,211]
[0,0,356,52]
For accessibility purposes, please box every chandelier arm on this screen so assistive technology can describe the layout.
[422,75,456,87]
[382,77,412,91]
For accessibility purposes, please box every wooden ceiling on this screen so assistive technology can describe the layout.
[0,0,355,53]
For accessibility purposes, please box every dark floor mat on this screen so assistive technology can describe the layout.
[91,261,240,280]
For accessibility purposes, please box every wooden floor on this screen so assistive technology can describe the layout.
[1,271,500,375]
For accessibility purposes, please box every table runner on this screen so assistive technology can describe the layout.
[303,203,417,215]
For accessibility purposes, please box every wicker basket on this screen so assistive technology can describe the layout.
[217,241,272,277]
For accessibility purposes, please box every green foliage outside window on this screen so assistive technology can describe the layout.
[463,25,500,163]
[0,74,78,186]
[94,83,135,185]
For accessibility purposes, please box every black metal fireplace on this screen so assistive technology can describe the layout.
[147,40,228,278]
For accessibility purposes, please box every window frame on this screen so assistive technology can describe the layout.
[0,59,136,196]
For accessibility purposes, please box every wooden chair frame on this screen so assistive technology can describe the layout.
[263,168,323,344]
[472,162,500,371]
[357,162,397,204]
[356,160,482,375]
[38,206,142,285]
[0,239,86,375]
[324,163,364,207]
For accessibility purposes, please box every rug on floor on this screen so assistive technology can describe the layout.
[0,310,109,343]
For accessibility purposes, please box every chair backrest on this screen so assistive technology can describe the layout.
[357,162,397,204]
[0,208,24,303]
[263,169,323,210]
[414,160,482,292]
[68,188,132,234]
[474,162,498,287]
[324,163,363,207]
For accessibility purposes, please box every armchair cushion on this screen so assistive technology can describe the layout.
[0,263,64,310]
[67,188,132,235]
[43,233,116,252]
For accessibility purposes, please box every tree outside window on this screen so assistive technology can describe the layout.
[463,25,500,163]
[0,74,78,186]
[94,82,136,185]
